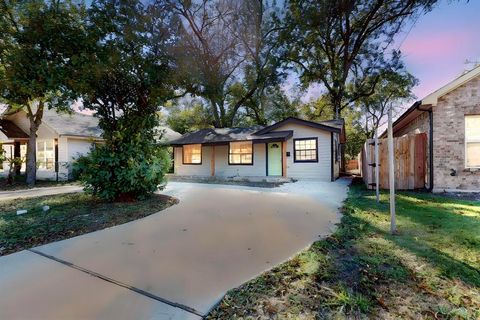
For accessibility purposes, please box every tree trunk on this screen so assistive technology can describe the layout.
[25,120,38,186]
[25,101,44,186]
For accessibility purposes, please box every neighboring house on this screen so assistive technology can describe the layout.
[168,117,345,181]
[0,108,180,181]
[382,65,480,192]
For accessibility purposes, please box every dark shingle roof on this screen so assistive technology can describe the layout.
[169,126,294,145]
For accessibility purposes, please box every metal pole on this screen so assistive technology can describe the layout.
[388,106,397,234]
[375,129,380,203]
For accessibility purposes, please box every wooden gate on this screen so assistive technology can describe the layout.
[360,133,427,190]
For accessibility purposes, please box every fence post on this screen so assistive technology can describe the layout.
[388,106,397,234]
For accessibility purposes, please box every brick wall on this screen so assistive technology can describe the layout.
[432,74,480,191]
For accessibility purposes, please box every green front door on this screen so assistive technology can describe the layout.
[267,142,282,176]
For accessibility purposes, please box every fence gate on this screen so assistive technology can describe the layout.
[360,133,427,190]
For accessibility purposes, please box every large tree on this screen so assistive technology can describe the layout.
[284,0,437,118]
[168,0,285,127]
[0,0,88,185]
[358,67,418,138]
[73,0,178,201]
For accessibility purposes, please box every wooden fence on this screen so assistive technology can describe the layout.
[360,133,427,190]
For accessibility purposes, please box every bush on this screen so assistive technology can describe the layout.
[73,128,171,202]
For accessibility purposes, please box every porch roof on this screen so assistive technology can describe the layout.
[0,120,29,140]
[169,126,293,146]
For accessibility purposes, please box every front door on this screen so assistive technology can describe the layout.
[267,142,282,176]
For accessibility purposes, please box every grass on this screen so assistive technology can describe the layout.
[0,175,76,191]
[207,179,480,319]
[0,192,178,256]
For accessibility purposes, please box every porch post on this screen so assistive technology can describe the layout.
[211,145,215,177]
[14,141,21,175]
[282,141,287,177]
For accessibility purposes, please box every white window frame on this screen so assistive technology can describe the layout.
[465,115,480,169]
[36,139,55,171]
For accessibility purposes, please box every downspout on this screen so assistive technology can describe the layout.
[416,102,434,192]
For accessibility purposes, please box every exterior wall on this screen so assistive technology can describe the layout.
[213,144,266,177]
[174,144,267,177]
[272,123,332,181]
[173,124,336,181]
[393,111,431,189]
[174,145,213,176]
[432,74,480,191]
[393,75,480,191]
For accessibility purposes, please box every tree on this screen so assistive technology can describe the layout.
[168,0,285,127]
[284,0,437,118]
[73,0,177,201]
[357,67,418,138]
[0,0,87,185]
[165,98,213,134]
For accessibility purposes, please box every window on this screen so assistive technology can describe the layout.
[229,141,253,165]
[294,138,318,162]
[37,140,55,170]
[183,144,202,164]
[465,115,480,168]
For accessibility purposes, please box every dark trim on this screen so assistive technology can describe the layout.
[330,133,334,181]
[228,140,254,165]
[54,138,59,182]
[417,105,434,192]
[380,100,423,138]
[255,117,341,135]
[265,143,268,176]
[293,137,319,163]
[182,144,202,165]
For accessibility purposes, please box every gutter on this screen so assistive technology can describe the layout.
[416,102,434,192]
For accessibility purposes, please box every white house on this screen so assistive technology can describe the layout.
[169,117,345,181]
[0,108,181,181]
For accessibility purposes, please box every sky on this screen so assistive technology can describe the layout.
[400,0,480,100]
[298,0,480,106]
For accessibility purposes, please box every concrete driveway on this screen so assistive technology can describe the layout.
[0,179,349,319]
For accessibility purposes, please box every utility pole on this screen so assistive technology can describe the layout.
[388,105,397,234]
[375,129,380,203]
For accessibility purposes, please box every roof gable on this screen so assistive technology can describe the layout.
[422,65,480,106]
[254,117,342,135]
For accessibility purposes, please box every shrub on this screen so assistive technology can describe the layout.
[73,123,171,202]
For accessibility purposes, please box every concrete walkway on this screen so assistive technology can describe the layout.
[0,178,350,319]
[0,185,83,200]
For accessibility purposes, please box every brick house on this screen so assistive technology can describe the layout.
[383,65,480,192]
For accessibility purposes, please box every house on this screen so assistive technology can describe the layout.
[168,117,345,181]
[382,65,480,192]
[0,108,181,181]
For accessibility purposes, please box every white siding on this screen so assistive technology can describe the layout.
[174,144,267,177]
[67,138,94,161]
[174,146,212,176]
[213,144,266,177]
[272,123,332,181]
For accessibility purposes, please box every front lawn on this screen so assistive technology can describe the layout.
[208,179,480,319]
[0,193,178,256]
[0,175,75,191]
